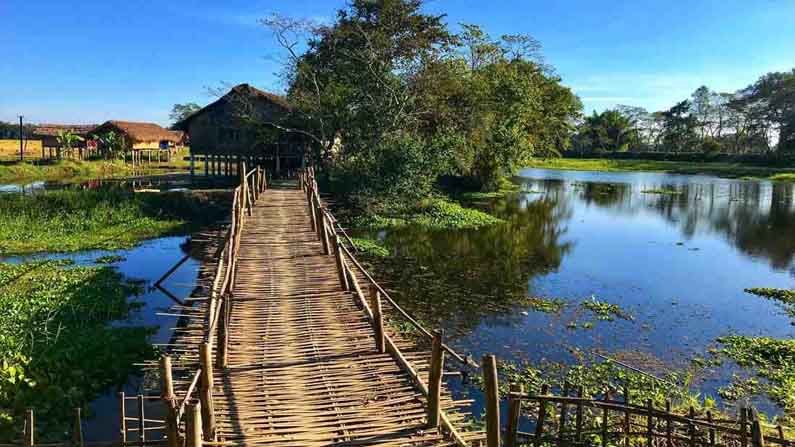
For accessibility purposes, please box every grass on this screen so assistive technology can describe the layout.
[0,154,191,184]
[525,158,795,182]
[745,288,795,318]
[0,188,228,254]
[0,260,154,439]
[350,197,503,231]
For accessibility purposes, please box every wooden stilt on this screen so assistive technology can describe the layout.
[482,354,500,447]
[24,409,34,447]
[200,343,216,441]
[160,356,179,447]
[371,285,385,353]
[119,392,127,443]
[427,330,444,427]
[73,408,84,447]
[506,384,523,447]
[186,403,202,447]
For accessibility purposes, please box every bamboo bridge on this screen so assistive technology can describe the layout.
[12,168,794,447]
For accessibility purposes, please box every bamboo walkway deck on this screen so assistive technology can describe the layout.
[152,173,484,447]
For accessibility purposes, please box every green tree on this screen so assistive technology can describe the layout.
[168,103,201,127]
[577,109,638,152]
[55,130,84,159]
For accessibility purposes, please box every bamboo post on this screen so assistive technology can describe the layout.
[575,386,584,445]
[558,382,569,446]
[666,400,673,447]
[370,285,385,353]
[200,343,217,441]
[186,403,202,447]
[333,236,349,291]
[623,385,631,447]
[506,384,523,447]
[119,392,127,443]
[752,410,766,447]
[319,213,330,255]
[217,294,229,369]
[73,408,84,447]
[741,407,749,447]
[138,394,146,443]
[160,356,179,447]
[646,399,654,447]
[689,406,697,447]
[707,411,716,446]
[482,354,500,447]
[535,384,550,447]
[428,330,445,428]
[602,387,610,447]
[24,409,34,447]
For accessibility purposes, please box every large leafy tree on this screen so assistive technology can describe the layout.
[575,110,638,152]
[168,103,201,127]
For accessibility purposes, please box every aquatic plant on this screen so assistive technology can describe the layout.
[641,188,683,195]
[581,296,633,321]
[351,238,390,258]
[349,197,503,231]
[95,254,126,264]
[527,296,567,314]
[0,260,155,439]
[745,288,795,318]
[0,188,228,254]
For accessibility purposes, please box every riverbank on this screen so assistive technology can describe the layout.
[525,158,795,181]
[0,188,229,254]
[0,157,190,184]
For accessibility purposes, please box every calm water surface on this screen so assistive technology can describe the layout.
[366,168,795,414]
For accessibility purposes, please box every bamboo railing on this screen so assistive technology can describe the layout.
[476,358,792,447]
[298,167,472,446]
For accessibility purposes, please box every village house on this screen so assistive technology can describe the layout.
[175,83,306,176]
[32,124,97,158]
[90,120,184,163]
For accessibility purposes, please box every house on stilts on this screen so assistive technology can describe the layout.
[175,84,307,177]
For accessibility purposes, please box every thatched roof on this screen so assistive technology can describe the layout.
[92,121,181,143]
[33,124,97,137]
[174,84,291,130]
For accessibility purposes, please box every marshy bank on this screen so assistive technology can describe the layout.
[0,157,191,185]
[0,181,230,439]
[344,167,795,426]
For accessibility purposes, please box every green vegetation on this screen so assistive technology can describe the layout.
[581,296,634,321]
[0,189,228,254]
[0,159,136,184]
[745,288,795,318]
[526,157,795,181]
[0,260,154,439]
[717,336,795,420]
[95,255,126,264]
[351,238,390,258]
[526,296,567,314]
[350,197,502,231]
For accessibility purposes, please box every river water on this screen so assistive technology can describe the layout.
[364,168,795,416]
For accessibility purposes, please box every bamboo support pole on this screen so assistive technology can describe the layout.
[602,387,610,447]
[623,385,631,447]
[137,395,146,443]
[506,384,523,447]
[482,354,500,447]
[186,403,202,447]
[200,343,216,441]
[707,410,716,446]
[24,409,33,447]
[73,408,84,447]
[333,236,349,291]
[752,411,766,447]
[646,399,654,447]
[160,356,179,447]
[741,408,749,447]
[427,330,444,428]
[119,392,127,443]
[689,406,697,447]
[217,294,230,369]
[666,400,673,447]
[575,386,584,445]
[558,382,569,446]
[535,384,549,447]
[319,214,330,255]
[370,285,385,353]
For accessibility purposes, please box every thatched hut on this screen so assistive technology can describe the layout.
[33,124,97,155]
[90,121,182,150]
[175,84,307,176]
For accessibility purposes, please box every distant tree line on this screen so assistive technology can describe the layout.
[0,121,34,140]
[573,70,795,156]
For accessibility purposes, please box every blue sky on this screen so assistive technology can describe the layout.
[1,0,793,126]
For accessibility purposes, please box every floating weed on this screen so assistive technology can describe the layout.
[349,197,502,231]
[581,296,633,321]
[95,254,126,264]
[526,296,567,314]
[745,288,795,318]
[351,238,390,258]
[642,188,683,195]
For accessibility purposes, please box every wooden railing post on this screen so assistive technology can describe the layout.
[535,384,549,447]
[482,354,500,447]
[217,294,229,369]
[602,387,611,447]
[137,394,146,443]
[506,384,523,447]
[646,399,654,447]
[73,407,84,447]
[319,212,330,255]
[666,400,673,447]
[118,392,127,443]
[751,409,766,447]
[333,236,349,291]
[741,407,749,447]
[370,285,385,353]
[427,330,444,428]
[200,343,217,441]
[559,382,569,446]
[24,409,34,447]
[623,384,631,447]
[576,386,584,445]
[186,403,202,447]
[160,355,180,447]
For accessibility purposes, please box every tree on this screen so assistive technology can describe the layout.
[55,130,83,159]
[660,100,699,152]
[168,103,201,127]
[576,110,638,153]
